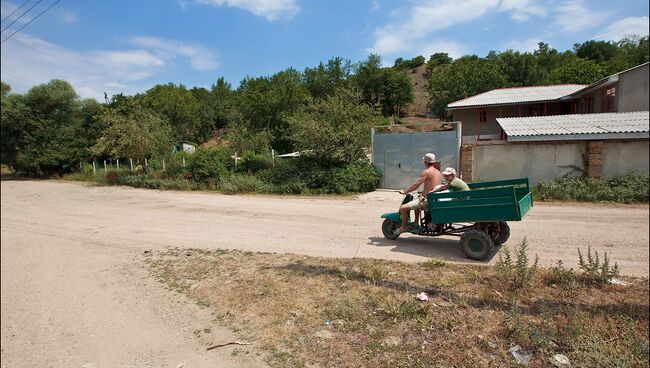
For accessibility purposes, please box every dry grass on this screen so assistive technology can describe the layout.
[144,249,649,368]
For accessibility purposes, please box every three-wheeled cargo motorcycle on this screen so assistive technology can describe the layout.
[380,178,533,260]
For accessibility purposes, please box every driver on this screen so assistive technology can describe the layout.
[395,153,442,236]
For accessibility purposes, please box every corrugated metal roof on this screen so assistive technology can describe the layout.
[497,111,650,142]
[447,84,587,108]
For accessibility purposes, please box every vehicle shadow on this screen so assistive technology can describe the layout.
[367,235,498,264]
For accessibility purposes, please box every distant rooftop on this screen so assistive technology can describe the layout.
[447,84,587,109]
[497,111,650,142]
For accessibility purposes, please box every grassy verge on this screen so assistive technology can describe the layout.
[143,248,649,368]
[533,173,649,204]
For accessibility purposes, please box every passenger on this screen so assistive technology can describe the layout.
[430,167,470,193]
[395,153,442,236]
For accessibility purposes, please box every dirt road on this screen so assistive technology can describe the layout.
[2,180,648,366]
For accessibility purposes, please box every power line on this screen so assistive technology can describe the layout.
[1,0,33,25]
[1,0,43,33]
[1,0,60,44]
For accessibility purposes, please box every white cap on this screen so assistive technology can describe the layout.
[422,153,436,163]
[442,167,457,176]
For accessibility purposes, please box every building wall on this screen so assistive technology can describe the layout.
[452,102,570,143]
[602,140,650,176]
[472,142,586,185]
[618,63,650,112]
[468,140,649,185]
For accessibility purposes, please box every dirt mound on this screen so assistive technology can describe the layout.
[402,65,431,118]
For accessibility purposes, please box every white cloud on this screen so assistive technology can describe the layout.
[418,40,469,59]
[370,0,380,12]
[503,37,542,52]
[554,0,608,33]
[366,0,549,59]
[367,0,499,56]
[129,36,219,71]
[0,33,218,100]
[197,0,299,21]
[595,16,649,41]
[499,0,546,22]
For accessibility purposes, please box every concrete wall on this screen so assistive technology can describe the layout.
[468,140,649,185]
[603,140,650,176]
[472,142,586,185]
[618,63,650,112]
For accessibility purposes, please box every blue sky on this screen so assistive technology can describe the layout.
[1,0,648,100]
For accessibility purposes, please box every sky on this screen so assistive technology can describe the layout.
[0,0,648,100]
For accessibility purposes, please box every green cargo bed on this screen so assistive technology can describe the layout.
[426,178,533,224]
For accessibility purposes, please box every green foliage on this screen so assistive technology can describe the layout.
[546,260,576,290]
[574,40,619,63]
[10,80,93,175]
[287,88,384,166]
[91,102,173,160]
[303,57,353,99]
[429,56,508,118]
[533,172,649,203]
[379,68,414,116]
[188,147,233,183]
[496,50,548,86]
[495,238,539,289]
[218,173,270,194]
[238,151,272,173]
[426,53,453,72]
[324,160,381,193]
[548,58,606,84]
[393,55,425,70]
[578,246,620,284]
[141,83,200,142]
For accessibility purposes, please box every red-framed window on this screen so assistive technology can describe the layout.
[602,86,616,112]
[478,110,487,123]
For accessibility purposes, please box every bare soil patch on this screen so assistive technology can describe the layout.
[144,248,649,368]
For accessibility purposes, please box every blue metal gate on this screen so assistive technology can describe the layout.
[371,123,461,189]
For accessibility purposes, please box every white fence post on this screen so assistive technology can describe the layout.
[271,149,275,168]
[162,158,166,171]
[144,158,148,168]
[93,161,96,175]
[117,158,120,169]
[130,158,133,172]
[103,160,107,171]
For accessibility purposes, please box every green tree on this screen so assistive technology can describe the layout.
[91,102,173,160]
[548,58,606,84]
[353,54,383,106]
[428,56,508,118]
[393,55,425,70]
[302,57,352,99]
[1,82,28,166]
[426,52,453,73]
[286,88,385,166]
[141,83,200,142]
[497,50,548,86]
[380,68,414,116]
[574,40,619,63]
[10,80,89,175]
[235,68,309,152]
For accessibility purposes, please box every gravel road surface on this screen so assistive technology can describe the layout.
[2,180,648,366]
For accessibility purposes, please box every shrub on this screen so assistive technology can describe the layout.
[189,147,233,183]
[495,238,539,289]
[546,260,576,290]
[325,160,381,193]
[238,151,272,173]
[218,173,270,194]
[533,172,649,203]
[578,246,620,284]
